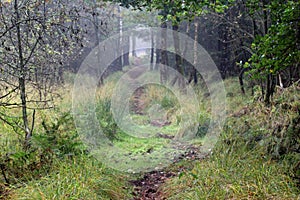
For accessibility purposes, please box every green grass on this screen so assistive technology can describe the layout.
[161,79,300,199]
[162,140,299,199]
[91,74,205,172]
[1,72,299,200]
[129,114,180,135]
[0,109,132,199]
[115,131,170,153]
[9,156,131,200]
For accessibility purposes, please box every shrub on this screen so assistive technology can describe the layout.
[95,98,119,141]
[0,112,85,185]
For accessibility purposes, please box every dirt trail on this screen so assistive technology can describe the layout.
[129,146,207,200]
[131,86,146,115]
[128,80,207,200]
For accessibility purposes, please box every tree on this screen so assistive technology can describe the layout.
[0,0,83,145]
[246,0,300,104]
[110,0,234,82]
[111,0,299,103]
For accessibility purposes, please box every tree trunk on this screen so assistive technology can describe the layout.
[239,68,246,94]
[265,74,271,105]
[120,6,130,67]
[123,34,130,66]
[132,34,137,57]
[14,0,31,144]
[114,5,122,71]
[265,74,275,105]
[160,21,168,84]
[172,23,184,90]
[155,32,160,70]
[193,19,199,84]
[150,29,155,70]
[92,0,103,86]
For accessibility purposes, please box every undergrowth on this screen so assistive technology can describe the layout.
[0,108,131,199]
[1,73,299,199]
[162,81,300,199]
[8,156,131,200]
[162,138,299,199]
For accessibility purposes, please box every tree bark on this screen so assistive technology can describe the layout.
[160,21,168,84]
[132,34,137,57]
[172,23,185,90]
[14,0,31,144]
[123,34,130,66]
[155,32,160,70]
[114,5,122,71]
[150,29,155,70]
[192,19,199,84]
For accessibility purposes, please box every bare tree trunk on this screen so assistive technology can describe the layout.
[114,5,123,71]
[172,23,185,90]
[265,74,271,105]
[160,21,168,84]
[132,34,137,57]
[239,68,246,94]
[123,33,130,66]
[14,0,31,144]
[155,32,160,70]
[262,0,273,105]
[150,29,155,70]
[193,19,199,84]
[92,0,104,86]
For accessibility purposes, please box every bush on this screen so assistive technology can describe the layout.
[0,112,85,185]
[161,95,177,110]
[224,83,300,183]
[96,98,119,141]
[195,113,211,138]
[34,111,85,158]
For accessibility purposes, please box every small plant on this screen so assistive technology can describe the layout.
[96,98,119,141]
[161,95,177,109]
[196,113,210,138]
[35,111,85,158]
[0,112,86,185]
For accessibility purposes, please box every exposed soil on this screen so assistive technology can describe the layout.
[131,86,146,115]
[129,146,208,200]
[128,80,208,200]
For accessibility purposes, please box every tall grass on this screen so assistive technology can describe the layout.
[162,138,299,199]
[9,156,131,200]
[0,80,131,199]
[161,79,300,199]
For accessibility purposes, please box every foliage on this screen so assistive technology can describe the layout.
[0,112,85,185]
[225,81,300,183]
[0,0,84,141]
[96,97,119,141]
[243,0,300,103]
[160,94,178,110]
[0,0,299,197]
[195,113,210,138]
[225,83,300,164]
[160,80,300,199]
[34,112,85,158]
[247,0,300,79]
[114,0,234,21]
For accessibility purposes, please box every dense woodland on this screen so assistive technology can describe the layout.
[0,0,299,199]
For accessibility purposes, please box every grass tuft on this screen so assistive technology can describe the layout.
[9,156,131,200]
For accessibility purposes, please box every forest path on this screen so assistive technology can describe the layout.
[129,145,207,200]
[128,86,207,200]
